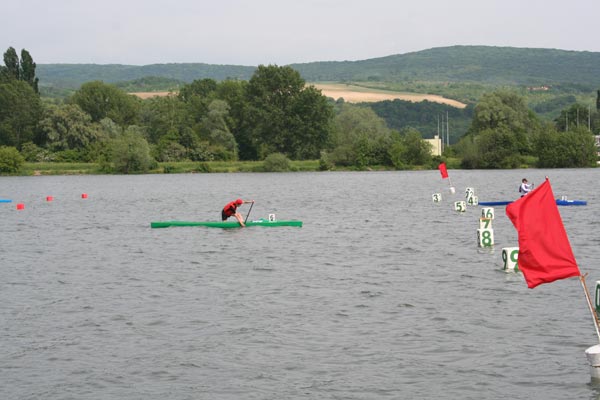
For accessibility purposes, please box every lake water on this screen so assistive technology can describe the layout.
[1,169,600,400]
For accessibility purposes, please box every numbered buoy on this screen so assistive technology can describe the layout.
[268,213,276,222]
[46,196,53,202]
[16,203,25,210]
[465,187,475,199]
[501,247,519,272]
[477,228,494,247]
[432,193,442,203]
[468,195,479,206]
[81,193,88,199]
[454,201,466,212]
[481,207,495,220]
[479,217,493,230]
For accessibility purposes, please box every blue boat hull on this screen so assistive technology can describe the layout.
[478,199,587,207]
[478,201,511,206]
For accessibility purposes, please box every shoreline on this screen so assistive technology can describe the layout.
[4,159,457,176]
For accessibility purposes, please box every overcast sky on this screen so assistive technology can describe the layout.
[2,0,598,66]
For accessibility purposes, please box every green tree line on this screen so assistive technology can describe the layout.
[1,47,599,174]
[454,91,600,168]
[0,47,444,174]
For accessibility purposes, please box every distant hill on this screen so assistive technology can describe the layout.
[36,46,600,90]
[36,63,256,89]
[291,46,600,87]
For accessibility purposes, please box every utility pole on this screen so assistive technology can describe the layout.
[440,113,445,145]
[437,115,442,153]
[446,111,450,147]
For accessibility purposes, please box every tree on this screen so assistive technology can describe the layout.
[0,80,42,148]
[200,99,238,160]
[536,126,597,168]
[470,128,521,168]
[2,47,19,80]
[456,90,541,168]
[19,49,39,94]
[39,104,104,155]
[216,79,251,158]
[328,104,392,167]
[0,145,25,173]
[1,47,39,93]
[400,128,433,166]
[263,152,291,172]
[178,78,218,101]
[178,79,218,133]
[467,90,540,154]
[71,81,141,125]
[287,85,333,159]
[110,128,154,173]
[244,65,333,160]
[140,95,192,144]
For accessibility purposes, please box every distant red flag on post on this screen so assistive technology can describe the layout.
[505,179,580,289]
[438,162,449,179]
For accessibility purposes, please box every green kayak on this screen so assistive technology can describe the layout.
[151,218,302,229]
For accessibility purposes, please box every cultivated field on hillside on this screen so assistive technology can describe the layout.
[312,83,467,108]
[130,84,466,108]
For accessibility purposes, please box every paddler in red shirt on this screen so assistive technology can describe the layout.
[221,198,254,226]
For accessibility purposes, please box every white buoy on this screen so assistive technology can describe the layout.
[432,193,442,203]
[477,228,494,247]
[449,187,456,194]
[586,281,600,379]
[501,247,519,272]
[594,281,600,315]
[481,207,495,220]
[586,345,600,380]
[454,201,466,212]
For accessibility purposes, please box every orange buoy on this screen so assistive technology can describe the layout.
[16,203,25,210]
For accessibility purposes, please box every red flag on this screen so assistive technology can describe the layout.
[505,179,580,288]
[438,162,449,179]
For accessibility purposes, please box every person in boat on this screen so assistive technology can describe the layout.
[519,178,533,197]
[222,198,254,226]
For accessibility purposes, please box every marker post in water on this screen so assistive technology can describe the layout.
[438,162,455,194]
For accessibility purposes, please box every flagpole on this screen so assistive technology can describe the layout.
[438,162,455,194]
[580,274,600,343]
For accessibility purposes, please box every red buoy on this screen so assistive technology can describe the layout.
[81,193,88,199]
[16,203,25,210]
[46,196,53,202]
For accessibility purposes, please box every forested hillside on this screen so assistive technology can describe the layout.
[291,46,600,86]
[36,46,600,90]
[37,63,256,89]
